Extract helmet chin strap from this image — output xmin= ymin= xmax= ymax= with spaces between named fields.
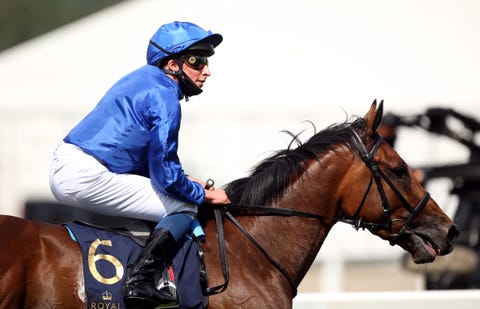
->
xmin=162 ymin=62 xmax=202 ymax=100
xmin=179 ymin=72 xmax=203 ymax=99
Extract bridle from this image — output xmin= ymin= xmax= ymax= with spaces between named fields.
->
xmin=348 ymin=127 xmax=430 ymax=245
xmin=204 ymin=126 xmax=430 ymax=297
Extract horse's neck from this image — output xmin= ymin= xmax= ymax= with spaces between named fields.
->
xmin=250 ymin=151 xmax=351 ymax=285
xmin=266 ymin=153 xmax=348 ymax=282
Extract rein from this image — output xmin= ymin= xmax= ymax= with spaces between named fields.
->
xmin=205 ymin=127 xmax=431 ymax=297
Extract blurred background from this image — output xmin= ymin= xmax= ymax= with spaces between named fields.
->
xmin=1 ymin=0 xmax=480 ymax=296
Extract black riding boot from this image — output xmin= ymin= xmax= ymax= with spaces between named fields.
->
xmin=123 ymin=228 xmax=179 ymax=308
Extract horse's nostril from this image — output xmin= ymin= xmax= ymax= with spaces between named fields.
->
xmin=448 ymin=224 xmax=460 ymax=242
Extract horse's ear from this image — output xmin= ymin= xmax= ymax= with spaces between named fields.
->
xmin=364 ymin=99 xmax=383 ymax=136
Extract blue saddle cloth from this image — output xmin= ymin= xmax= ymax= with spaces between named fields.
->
xmin=65 ymin=221 xmax=204 ymax=309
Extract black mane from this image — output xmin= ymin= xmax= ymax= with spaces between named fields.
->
xmin=225 ymin=117 xmax=366 ymax=206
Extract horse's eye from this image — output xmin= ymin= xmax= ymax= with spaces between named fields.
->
xmin=391 ymin=166 xmax=408 ymax=178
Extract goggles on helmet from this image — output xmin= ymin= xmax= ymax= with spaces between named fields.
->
xmin=182 ymin=54 xmax=209 ymax=70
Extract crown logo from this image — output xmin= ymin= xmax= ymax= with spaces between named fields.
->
xmin=102 ymin=290 xmax=112 ymax=301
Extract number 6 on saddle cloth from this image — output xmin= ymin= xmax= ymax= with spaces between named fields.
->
xmin=64 ymin=221 xmax=206 ymax=309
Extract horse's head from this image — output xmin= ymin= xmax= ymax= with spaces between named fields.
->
xmin=342 ymin=100 xmax=459 ymax=264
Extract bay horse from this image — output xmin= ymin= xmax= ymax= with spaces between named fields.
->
xmin=0 ymin=101 xmax=458 ymax=308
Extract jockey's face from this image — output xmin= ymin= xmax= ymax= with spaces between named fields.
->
xmin=181 ymin=53 xmax=211 ymax=89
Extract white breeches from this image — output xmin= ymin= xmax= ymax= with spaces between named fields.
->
xmin=49 ymin=142 xmax=196 ymax=222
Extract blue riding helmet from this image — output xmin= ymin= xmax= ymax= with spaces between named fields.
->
xmin=147 ymin=21 xmax=223 ymax=65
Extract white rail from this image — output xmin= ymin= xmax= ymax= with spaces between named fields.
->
xmin=293 ymin=290 xmax=480 ymax=309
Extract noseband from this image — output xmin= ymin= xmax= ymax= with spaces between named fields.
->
xmin=207 ymin=126 xmax=431 ymax=297
xmin=348 ymin=127 xmax=430 ymax=245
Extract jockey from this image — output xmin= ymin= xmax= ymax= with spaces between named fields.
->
xmin=49 ymin=21 xmax=231 ymax=307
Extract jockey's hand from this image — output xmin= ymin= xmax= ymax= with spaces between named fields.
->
xmin=204 ymin=188 xmax=231 ymax=205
